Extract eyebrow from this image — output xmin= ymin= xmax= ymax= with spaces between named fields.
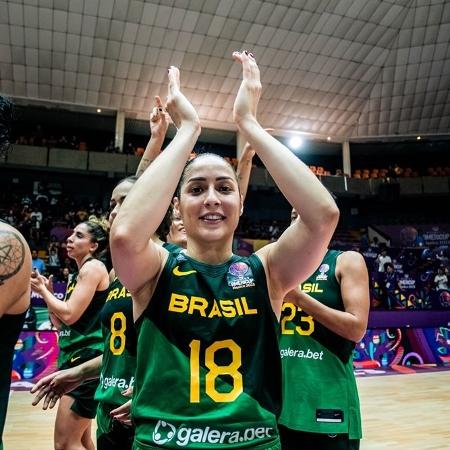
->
xmin=186 ymin=176 xmax=235 ymax=182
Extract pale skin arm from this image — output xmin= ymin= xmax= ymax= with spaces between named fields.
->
xmin=236 ymin=142 xmax=255 ymax=201
xmin=286 ymin=251 xmax=370 ymax=342
xmin=232 ymin=51 xmax=339 ymax=302
xmin=111 ymin=67 xmax=201 ymax=305
xmin=0 ymin=223 xmax=31 ymax=317
xmin=30 ymin=260 xmax=108 ymax=325
xmin=237 ymin=129 xmax=274 ymax=201
xmin=30 ymin=355 xmax=102 ymax=409
xmin=135 ymin=96 xmax=169 ymax=177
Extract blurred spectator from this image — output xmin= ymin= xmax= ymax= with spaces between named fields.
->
xmin=47 ymin=248 xmax=61 ymax=276
xmin=58 ymin=266 xmax=71 ymax=283
xmin=382 ymin=263 xmax=398 ymax=309
xmin=434 ymin=267 xmax=448 ymax=291
xmin=31 ymin=248 xmax=46 ymax=273
xmin=376 ymin=248 xmax=392 ymax=273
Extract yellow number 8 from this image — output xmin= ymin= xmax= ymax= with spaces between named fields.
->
xmin=110 ymin=312 xmax=126 ymax=356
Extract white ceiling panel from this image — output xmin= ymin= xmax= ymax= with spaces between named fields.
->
xmin=1 ymin=0 xmax=449 ymax=139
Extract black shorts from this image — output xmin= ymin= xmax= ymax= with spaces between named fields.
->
xmin=279 ymin=425 xmax=360 ymax=450
xmin=96 ymin=402 xmax=134 ymax=450
xmin=60 ymin=348 xmax=102 ymax=419
xmin=66 ymin=379 xmax=99 ymax=419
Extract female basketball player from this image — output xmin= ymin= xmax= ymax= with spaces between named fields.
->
xmin=30 ymin=219 xmax=109 ymax=450
xmin=31 ymin=101 xmax=185 ymax=450
xmin=109 ymin=52 xmax=339 ymax=449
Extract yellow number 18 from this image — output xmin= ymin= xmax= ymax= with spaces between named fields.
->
xmin=189 ymin=339 xmax=243 ymax=403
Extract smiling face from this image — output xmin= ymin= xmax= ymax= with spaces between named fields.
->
xmin=166 ymin=211 xmax=187 ymax=248
xmin=174 ymin=154 xmax=242 ymax=248
xmin=66 ymin=223 xmax=98 ymax=260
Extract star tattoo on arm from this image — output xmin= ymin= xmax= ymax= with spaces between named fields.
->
xmin=0 ymin=230 xmax=25 ymax=285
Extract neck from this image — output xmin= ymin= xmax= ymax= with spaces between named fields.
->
xmin=152 ymin=234 xmax=165 ymax=246
xmin=76 ymin=253 xmax=93 ymax=269
xmin=186 ymin=238 xmax=233 ymax=265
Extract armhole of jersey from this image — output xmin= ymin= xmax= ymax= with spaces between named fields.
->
xmin=135 ymin=251 xmax=177 ymax=329
xmin=334 ymin=250 xmax=344 ymax=285
xmin=247 ymin=253 xmax=273 ymax=311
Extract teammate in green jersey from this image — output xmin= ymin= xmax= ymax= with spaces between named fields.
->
xmin=0 ymin=96 xmax=32 ymax=450
xmin=31 ymin=99 xmax=186 ymax=450
xmin=30 ymin=219 xmax=110 ymax=450
xmin=110 ymin=52 xmax=339 ymax=449
xmin=278 ymin=209 xmax=369 ymax=450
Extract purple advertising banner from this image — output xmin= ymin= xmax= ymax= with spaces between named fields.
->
xmin=376 ymin=224 xmax=450 ymax=247
xmin=31 ymin=281 xmax=67 ymax=307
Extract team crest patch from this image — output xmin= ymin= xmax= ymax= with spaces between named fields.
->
xmin=227 ymin=262 xmax=255 ymax=289
xmin=316 ymin=263 xmax=329 ymax=281
xmin=176 ymin=250 xmax=188 ymax=262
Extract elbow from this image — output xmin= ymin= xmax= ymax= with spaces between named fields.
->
xmin=349 ymin=324 xmax=367 ymax=343
xmin=325 ymin=201 xmax=340 ymax=227
xmin=314 ymin=201 xmax=340 ymax=234
xmin=110 ymin=223 xmax=134 ymax=253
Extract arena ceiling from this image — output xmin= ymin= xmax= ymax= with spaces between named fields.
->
xmin=1 ymin=0 xmax=449 ymax=141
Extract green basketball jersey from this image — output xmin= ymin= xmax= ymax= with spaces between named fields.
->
xmin=133 ymin=251 xmax=281 ymax=449
xmin=58 ymin=267 xmax=108 ymax=368
xmin=278 ymin=250 xmax=362 ymax=439
xmin=94 ymin=276 xmax=136 ymax=407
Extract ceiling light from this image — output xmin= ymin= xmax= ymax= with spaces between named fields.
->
xmin=97 ymin=108 xmax=102 ymax=113
xmin=288 ymin=136 xmax=303 ymax=149
xmin=416 ymin=136 xmax=421 ymax=140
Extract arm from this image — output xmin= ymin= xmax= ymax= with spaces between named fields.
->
xmin=286 ymin=251 xmax=369 ymax=342
xmin=232 ymin=51 xmax=339 ymax=296
xmin=135 ymin=96 xmax=169 ymax=177
xmin=31 ymin=355 xmax=102 ymax=409
xmin=111 ymin=67 xmax=201 ymax=297
xmin=236 ymin=142 xmax=255 ymax=201
xmin=30 ymin=260 xmax=108 ymax=325
xmin=0 ymin=223 xmax=31 ymax=317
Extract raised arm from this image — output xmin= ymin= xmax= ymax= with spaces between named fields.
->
xmin=232 ymin=51 xmax=339 ymax=299
xmin=110 ymin=67 xmax=201 ymax=297
xmin=30 ymin=260 xmax=108 ymax=325
xmin=286 ymin=251 xmax=369 ymax=342
xmin=135 ymin=96 xmax=169 ymax=177
xmin=236 ymin=142 xmax=255 ymax=201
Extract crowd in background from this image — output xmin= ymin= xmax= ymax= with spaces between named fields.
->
xmin=1 ymin=182 xmax=448 ymax=314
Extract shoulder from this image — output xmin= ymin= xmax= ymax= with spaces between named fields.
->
xmin=0 ymin=223 xmax=31 ymax=271
xmin=79 ymin=258 xmax=108 ymax=277
xmin=336 ymin=251 xmax=367 ymax=274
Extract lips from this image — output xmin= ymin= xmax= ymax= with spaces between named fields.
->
xmin=200 ymin=213 xmax=225 ymax=223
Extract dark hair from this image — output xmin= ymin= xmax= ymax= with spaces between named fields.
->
xmin=175 ymin=153 xmax=238 ymax=198
xmin=114 ymin=175 xmax=138 ymax=189
xmin=83 ymin=220 xmax=109 ymax=257
xmin=0 ymin=96 xmax=13 ymax=159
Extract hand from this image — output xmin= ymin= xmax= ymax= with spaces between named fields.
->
xmin=232 ymin=51 xmax=262 ymax=126
xmin=30 ymin=270 xmax=48 ymax=296
xmin=30 ymin=368 xmax=83 ymax=410
xmin=110 ymin=399 xmax=132 ymax=426
xmin=165 ymin=66 xmax=200 ymax=132
xmin=149 ymin=96 xmax=169 ymax=139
